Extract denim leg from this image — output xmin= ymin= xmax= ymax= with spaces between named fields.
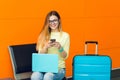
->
xmin=31 ymin=69 xmax=65 ymax=80
xmin=53 ymin=68 xmax=66 ymax=80
xmin=43 ymin=72 xmax=54 ymax=80
xmin=43 ymin=68 xmax=66 ymax=80
xmin=31 ymin=72 xmax=43 ymax=80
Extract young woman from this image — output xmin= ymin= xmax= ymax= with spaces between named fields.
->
xmin=31 ymin=10 xmax=70 ymax=80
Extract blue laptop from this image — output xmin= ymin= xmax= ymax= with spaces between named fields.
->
xmin=32 ymin=53 xmax=58 ymax=73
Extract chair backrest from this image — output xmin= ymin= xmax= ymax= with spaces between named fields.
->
xmin=8 ymin=43 xmax=37 ymax=80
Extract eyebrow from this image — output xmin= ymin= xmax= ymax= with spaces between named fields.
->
xmin=49 ymin=19 xmax=58 ymax=21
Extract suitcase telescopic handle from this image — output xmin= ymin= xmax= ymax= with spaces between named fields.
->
xmin=85 ymin=41 xmax=98 ymax=44
xmin=85 ymin=41 xmax=98 ymax=55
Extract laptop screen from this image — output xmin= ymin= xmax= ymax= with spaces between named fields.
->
xmin=32 ymin=53 xmax=58 ymax=73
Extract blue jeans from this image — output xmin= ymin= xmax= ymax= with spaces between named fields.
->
xmin=31 ymin=68 xmax=65 ymax=80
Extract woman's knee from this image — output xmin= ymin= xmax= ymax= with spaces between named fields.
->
xmin=31 ymin=72 xmax=43 ymax=80
xmin=43 ymin=72 xmax=54 ymax=80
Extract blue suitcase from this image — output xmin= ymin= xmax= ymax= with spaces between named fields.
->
xmin=73 ymin=41 xmax=112 ymax=80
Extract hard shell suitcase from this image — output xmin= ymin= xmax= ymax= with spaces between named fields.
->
xmin=73 ymin=41 xmax=112 ymax=80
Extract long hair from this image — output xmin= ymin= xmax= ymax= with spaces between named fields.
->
xmin=36 ymin=11 xmax=62 ymax=51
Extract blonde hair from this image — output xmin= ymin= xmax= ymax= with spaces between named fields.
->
xmin=36 ymin=11 xmax=62 ymax=51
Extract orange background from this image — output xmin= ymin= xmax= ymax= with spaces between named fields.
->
xmin=0 ymin=0 xmax=120 ymax=79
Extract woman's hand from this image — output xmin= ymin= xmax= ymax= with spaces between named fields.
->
xmin=44 ymin=41 xmax=54 ymax=49
xmin=52 ymin=42 xmax=61 ymax=49
xmin=40 ymin=41 xmax=54 ymax=53
xmin=42 ymin=41 xmax=62 ymax=53
xmin=52 ymin=42 xmax=67 ymax=58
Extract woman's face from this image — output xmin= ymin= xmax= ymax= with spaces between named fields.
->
xmin=49 ymin=15 xmax=59 ymax=32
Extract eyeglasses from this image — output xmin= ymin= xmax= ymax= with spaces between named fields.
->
xmin=49 ymin=19 xmax=58 ymax=24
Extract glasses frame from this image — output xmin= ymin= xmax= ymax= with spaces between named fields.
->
xmin=49 ymin=19 xmax=59 ymax=24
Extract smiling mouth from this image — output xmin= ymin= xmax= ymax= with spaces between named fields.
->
xmin=51 ymin=24 xmax=57 ymax=27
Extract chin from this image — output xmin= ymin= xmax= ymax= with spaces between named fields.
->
xmin=51 ymin=27 xmax=57 ymax=30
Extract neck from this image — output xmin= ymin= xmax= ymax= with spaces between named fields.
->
xmin=51 ymin=29 xmax=59 ymax=32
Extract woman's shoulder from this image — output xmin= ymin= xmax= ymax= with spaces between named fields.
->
xmin=62 ymin=31 xmax=70 ymax=37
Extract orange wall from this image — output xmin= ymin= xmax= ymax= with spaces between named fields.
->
xmin=0 ymin=0 xmax=120 ymax=78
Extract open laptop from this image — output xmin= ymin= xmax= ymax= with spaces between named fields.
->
xmin=32 ymin=53 xmax=58 ymax=73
